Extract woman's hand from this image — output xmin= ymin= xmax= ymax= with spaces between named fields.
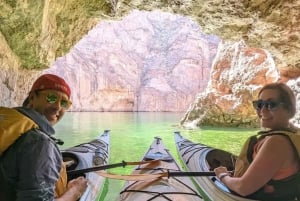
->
xmin=214 ymin=166 xmax=229 ymax=179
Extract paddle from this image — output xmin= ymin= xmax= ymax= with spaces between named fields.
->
xmin=166 ymin=171 xmax=216 ymax=177
xmin=67 ymin=150 xmax=174 ymax=176
xmin=166 ymin=170 xmax=233 ymax=178
xmin=67 ymin=160 xmax=160 ymax=175
xmin=96 ymin=170 xmax=225 ymax=181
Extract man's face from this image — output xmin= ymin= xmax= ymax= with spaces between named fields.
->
xmin=28 ymin=89 xmax=71 ymax=125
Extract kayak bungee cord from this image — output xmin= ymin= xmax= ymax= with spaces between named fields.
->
xmin=118 ymin=169 xmax=204 ymax=200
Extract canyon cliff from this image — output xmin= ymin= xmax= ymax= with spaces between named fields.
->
xmin=44 ymin=10 xmax=219 ymax=112
xmin=0 ymin=0 xmax=299 ymax=127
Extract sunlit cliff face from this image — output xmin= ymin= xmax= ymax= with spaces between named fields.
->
xmin=1 ymin=0 xmax=300 ymax=74
xmin=1 ymin=1 xmax=300 ymax=128
xmin=44 ymin=10 xmax=220 ymax=112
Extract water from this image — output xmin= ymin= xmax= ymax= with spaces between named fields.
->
xmin=54 ymin=112 xmax=258 ymax=201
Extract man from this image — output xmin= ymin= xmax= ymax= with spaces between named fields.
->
xmin=0 ymin=74 xmax=88 ymax=201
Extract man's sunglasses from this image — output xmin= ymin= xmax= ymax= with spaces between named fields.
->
xmin=39 ymin=91 xmax=72 ymax=110
xmin=252 ymin=99 xmax=284 ymax=111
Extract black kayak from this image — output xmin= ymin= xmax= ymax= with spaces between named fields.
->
xmin=174 ymin=131 xmax=258 ymax=201
xmin=61 ymin=130 xmax=110 ymax=201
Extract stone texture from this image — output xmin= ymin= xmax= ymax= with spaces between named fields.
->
xmin=181 ymin=40 xmax=292 ymax=128
xmin=0 ymin=31 xmax=21 ymax=106
xmin=1 ymin=0 xmax=299 ymax=73
xmin=288 ymin=78 xmax=300 ymax=126
xmin=43 ymin=10 xmax=219 ymax=111
xmin=1 ymin=1 xmax=300 ymax=128
xmin=0 ymin=0 xmax=111 ymax=69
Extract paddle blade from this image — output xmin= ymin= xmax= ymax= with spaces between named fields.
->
xmin=94 ymin=171 xmax=219 ymax=181
xmin=96 ymin=172 xmax=164 ymax=181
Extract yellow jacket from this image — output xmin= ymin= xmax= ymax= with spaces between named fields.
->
xmin=0 ymin=107 xmax=67 ymax=197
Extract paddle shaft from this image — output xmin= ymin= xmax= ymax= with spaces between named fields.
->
xmin=168 ymin=171 xmax=216 ymax=177
xmin=67 ymin=160 xmax=160 ymax=175
xmin=67 ymin=161 xmax=126 ymax=175
xmin=168 ymin=170 xmax=233 ymax=177
xmin=97 ymin=170 xmax=230 ymax=181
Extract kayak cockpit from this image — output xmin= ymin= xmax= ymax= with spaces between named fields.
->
xmin=206 ymin=149 xmax=236 ymax=171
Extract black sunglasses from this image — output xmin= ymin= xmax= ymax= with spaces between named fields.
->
xmin=252 ymin=100 xmax=284 ymax=111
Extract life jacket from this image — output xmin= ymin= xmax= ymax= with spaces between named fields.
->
xmin=0 ymin=107 xmax=39 ymax=155
xmin=234 ymin=129 xmax=300 ymax=177
xmin=234 ymin=128 xmax=300 ymax=200
xmin=55 ymin=162 xmax=68 ymax=197
xmin=0 ymin=107 xmax=67 ymax=197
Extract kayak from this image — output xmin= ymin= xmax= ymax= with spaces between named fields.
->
xmin=61 ymin=130 xmax=110 ymax=201
xmin=174 ymin=131 xmax=258 ymax=201
xmin=117 ymin=136 xmax=204 ymax=201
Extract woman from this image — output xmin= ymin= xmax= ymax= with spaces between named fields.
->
xmin=214 ymin=82 xmax=300 ymax=200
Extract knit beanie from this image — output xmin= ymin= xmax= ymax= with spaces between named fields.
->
xmin=30 ymin=74 xmax=71 ymax=98
xmin=23 ymin=74 xmax=71 ymax=107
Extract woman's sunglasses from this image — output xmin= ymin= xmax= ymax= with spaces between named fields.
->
xmin=252 ymin=99 xmax=284 ymax=111
xmin=39 ymin=91 xmax=72 ymax=110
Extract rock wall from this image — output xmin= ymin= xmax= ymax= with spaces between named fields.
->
xmin=0 ymin=0 xmax=111 ymax=69
xmin=1 ymin=0 xmax=299 ymax=73
xmin=1 ymin=0 xmax=300 ymax=127
xmin=43 ymin=10 xmax=219 ymax=112
xmin=181 ymin=40 xmax=300 ymax=128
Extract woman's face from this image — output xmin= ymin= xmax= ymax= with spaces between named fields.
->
xmin=256 ymin=89 xmax=291 ymax=130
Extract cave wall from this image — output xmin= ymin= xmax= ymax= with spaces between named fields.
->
xmin=1 ymin=0 xmax=299 ymax=74
xmin=0 ymin=0 xmax=299 ymax=127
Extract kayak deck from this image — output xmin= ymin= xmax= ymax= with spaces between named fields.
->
xmin=117 ymin=136 xmax=203 ymax=201
xmin=174 ymin=131 xmax=258 ymax=201
xmin=62 ymin=130 xmax=110 ymax=201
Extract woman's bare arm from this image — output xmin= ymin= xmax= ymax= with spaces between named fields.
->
xmin=217 ymin=135 xmax=296 ymax=196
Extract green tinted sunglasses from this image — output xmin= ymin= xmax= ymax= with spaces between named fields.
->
xmin=39 ymin=92 xmax=72 ymax=110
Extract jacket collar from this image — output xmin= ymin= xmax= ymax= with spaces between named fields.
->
xmin=15 ymin=107 xmax=55 ymax=136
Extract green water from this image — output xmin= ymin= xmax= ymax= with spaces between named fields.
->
xmin=54 ymin=112 xmax=258 ymax=201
